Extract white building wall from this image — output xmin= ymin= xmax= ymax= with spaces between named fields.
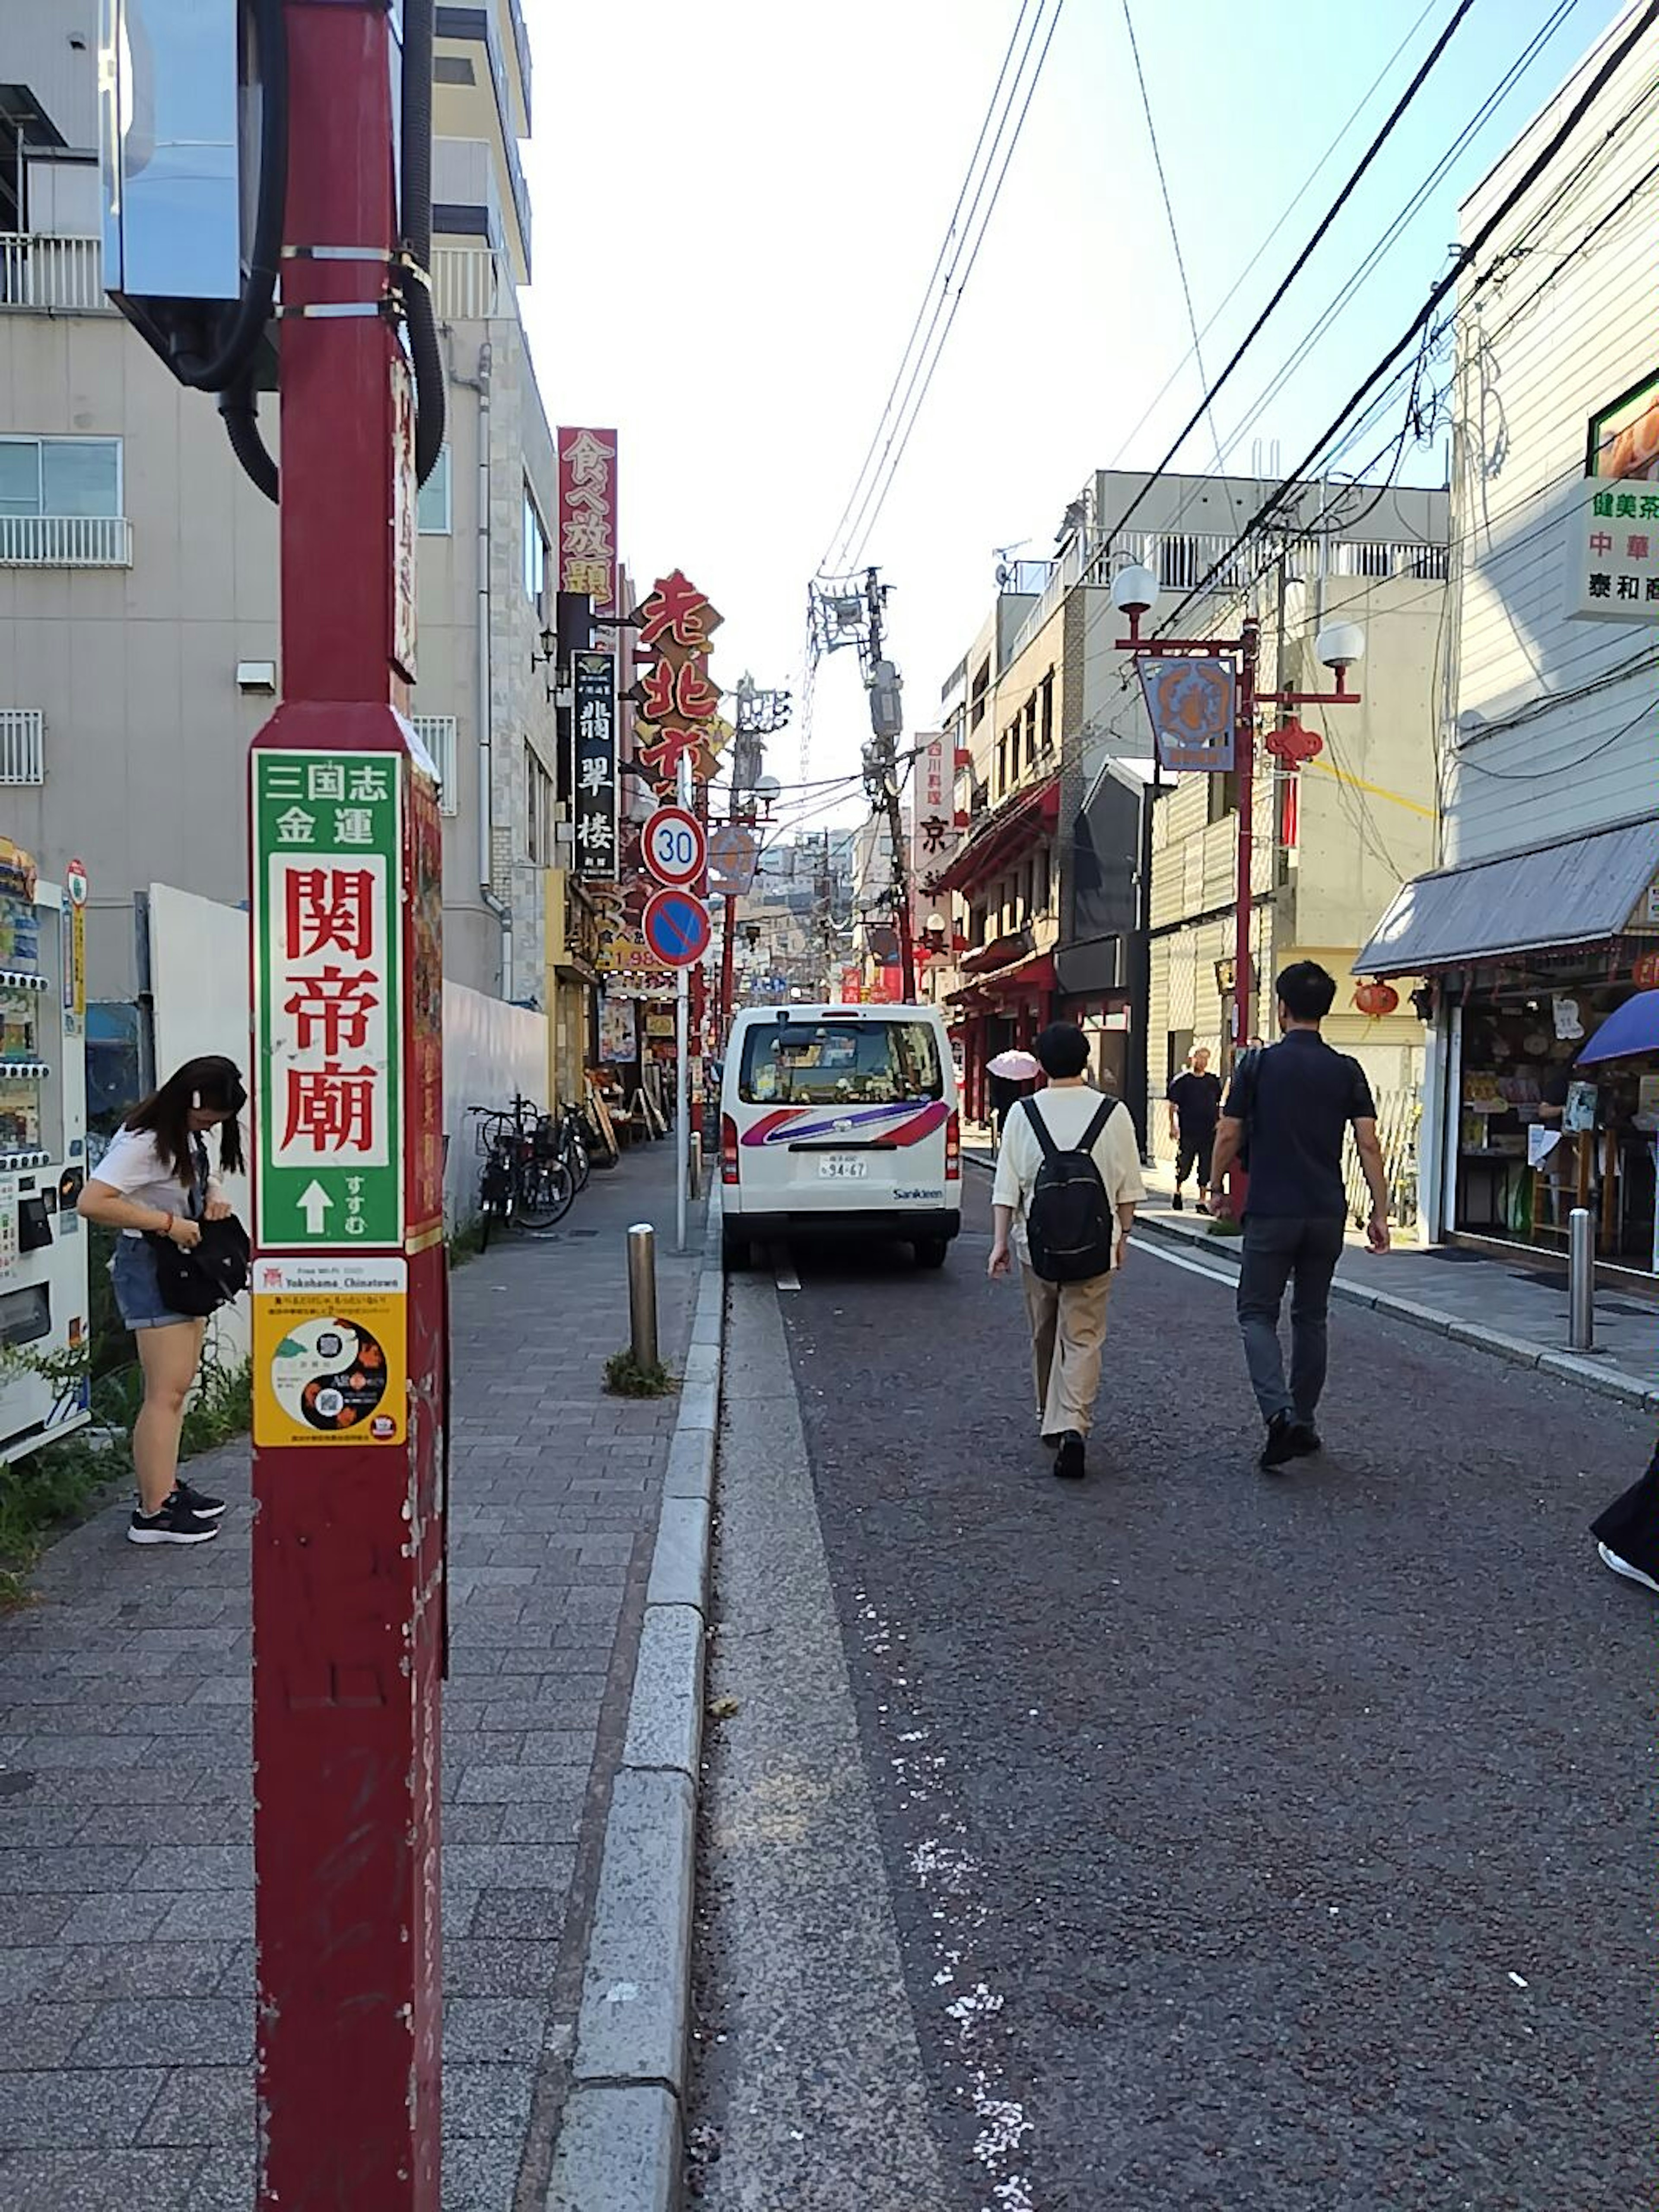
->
xmin=1446 ymin=6 xmax=1659 ymax=865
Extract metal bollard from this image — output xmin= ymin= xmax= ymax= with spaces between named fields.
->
xmin=627 ymin=1223 xmax=659 ymax=1372
xmin=1568 ymin=1206 xmax=1595 ymax=1352
xmin=689 ymin=1134 xmax=703 ymax=1204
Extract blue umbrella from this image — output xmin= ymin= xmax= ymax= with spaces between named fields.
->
xmin=1575 ymin=990 xmax=1659 ymax=1065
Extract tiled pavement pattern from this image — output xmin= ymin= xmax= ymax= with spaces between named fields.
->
xmin=0 ymin=1144 xmax=702 ymax=2211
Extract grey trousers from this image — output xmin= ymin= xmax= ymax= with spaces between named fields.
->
xmin=1236 ymin=1216 xmax=1346 ymax=1426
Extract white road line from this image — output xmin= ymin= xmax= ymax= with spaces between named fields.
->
xmin=1128 ymin=1233 xmax=1239 ymax=1289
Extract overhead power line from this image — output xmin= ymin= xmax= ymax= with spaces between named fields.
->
xmin=1150 ymin=0 xmax=1659 ymax=638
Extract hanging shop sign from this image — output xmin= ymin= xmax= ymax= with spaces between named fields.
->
xmin=1136 ymin=657 xmax=1236 ymax=773
xmin=598 ymin=993 xmax=638 ymax=1063
xmin=1569 ymin=371 xmax=1659 ymax=623
xmin=910 ymin=729 xmax=960 ymax=907
xmin=572 ymin=650 xmax=619 ymax=880
xmin=707 ymin=823 xmax=760 ymax=900
xmin=556 ymin=427 xmax=619 ymax=610
xmin=252 ymin=753 xmax=402 ymax=1248
xmin=632 ymin=570 xmax=727 ymax=792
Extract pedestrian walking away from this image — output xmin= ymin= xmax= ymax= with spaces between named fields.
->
xmin=1591 ymin=1433 xmax=1659 ymax=1593
xmin=77 ymin=1054 xmax=247 ymax=1545
xmin=1209 ymin=963 xmax=1390 ymax=1471
xmin=1166 ymin=1044 xmax=1222 ymax=1212
xmin=988 ymin=1022 xmax=1145 ymax=1481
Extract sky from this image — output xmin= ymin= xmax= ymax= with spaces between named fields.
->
xmin=522 ymin=0 xmax=1624 ymax=828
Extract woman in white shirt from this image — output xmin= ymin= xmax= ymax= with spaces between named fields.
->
xmin=78 ymin=1055 xmax=246 ymax=1546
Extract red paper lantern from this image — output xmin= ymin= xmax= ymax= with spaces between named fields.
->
xmin=1354 ymin=980 xmax=1399 ymax=1017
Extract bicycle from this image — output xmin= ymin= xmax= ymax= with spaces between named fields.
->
xmin=547 ymin=1100 xmax=592 ymax=1193
xmin=468 ymin=1097 xmax=574 ymax=1246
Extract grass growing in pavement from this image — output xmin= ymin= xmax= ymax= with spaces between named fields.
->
xmin=603 ymin=1348 xmax=680 ymax=1399
xmin=0 ymin=1342 xmax=252 ymax=1611
xmin=447 ymin=1215 xmax=487 ymax=1270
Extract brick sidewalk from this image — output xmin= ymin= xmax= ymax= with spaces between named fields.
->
xmin=0 ymin=1141 xmax=702 ymax=2211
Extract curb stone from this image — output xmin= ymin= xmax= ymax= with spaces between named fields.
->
xmin=552 ymin=1186 xmax=724 ymax=2209
xmin=1134 ymin=1211 xmax=1659 ymax=1412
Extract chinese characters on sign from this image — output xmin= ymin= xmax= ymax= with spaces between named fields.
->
xmin=909 ymin=731 xmax=959 ymax=923
xmin=1565 ymin=483 xmax=1659 ymax=624
xmin=1136 ymin=657 xmax=1237 ymax=773
xmin=556 ymin=428 xmax=619 ymax=610
xmin=633 ymin=569 xmax=728 ymax=793
xmin=572 ymin=651 xmax=619 ymax=880
xmin=253 ymin=754 xmax=403 ymax=1247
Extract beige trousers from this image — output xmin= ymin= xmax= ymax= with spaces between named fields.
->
xmin=1021 ymin=1264 xmax=1112 ymax=1437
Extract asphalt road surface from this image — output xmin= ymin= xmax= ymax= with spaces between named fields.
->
xmin=688 ymin=1173 xmax=1653 ymax=2212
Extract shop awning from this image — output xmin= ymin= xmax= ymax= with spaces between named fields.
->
xmin=932 ymin=774 xmax=1060 ymax=897
xmin=948 ymin=951 xmax=1056 ymax=1006
xmin=1355 ymin=817 xmax=1659 ymax=977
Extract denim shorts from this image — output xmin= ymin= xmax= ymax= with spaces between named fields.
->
xmin=111 ymin=1234 xmax=197 ymax=1332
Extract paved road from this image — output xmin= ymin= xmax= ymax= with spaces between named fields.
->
xmin=690 ymin=1174 xmax=1653 ymax=2212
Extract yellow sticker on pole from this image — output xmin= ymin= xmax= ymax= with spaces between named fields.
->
xmin=252 ymin=1255 xmax=407 ymax=1447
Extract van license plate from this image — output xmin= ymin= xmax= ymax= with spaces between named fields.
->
xmin=817 ymin=1157 xmax=868 ymax=1181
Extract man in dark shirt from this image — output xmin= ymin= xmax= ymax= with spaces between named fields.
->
xmin=1210 ymin=961 xmax=1391 ymax=1471
xmin=1166 ymin=1047 xmax=1223 ymax=1213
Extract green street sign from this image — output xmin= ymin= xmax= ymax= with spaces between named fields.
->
xmin=252 ymin=752 xmax=404 ymax=1249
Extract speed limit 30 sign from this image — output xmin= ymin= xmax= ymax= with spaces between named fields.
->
xmin=642 ymin=804 xmax=706 ymax=889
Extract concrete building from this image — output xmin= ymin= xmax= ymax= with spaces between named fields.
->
xmin=0 ymin=0 xmax=559 ymax=1011
xmin=1359 ymin=3 xmax=1659 ymax=1278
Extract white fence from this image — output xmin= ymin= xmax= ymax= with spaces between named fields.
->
xmin=443 ymin=982 xmax=548 ymax=1226
xmin=0 ymin=515 xmax=132 ymax=567
xmin=0 ymin=233 xmax=109 ymax=313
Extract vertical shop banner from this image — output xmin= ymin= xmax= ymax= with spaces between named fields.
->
xmin=1136 ymin=657 xmax=1236 ymax=773
xmin=572 ymin=651 xmax=619 ymax=880
xmin=910 ymin=729 xmax=958 ymax=914
xmin=556 ymin=427 xmax=619 ymax=611
xmin=253 ymin=754 xmax=403 ymax=1248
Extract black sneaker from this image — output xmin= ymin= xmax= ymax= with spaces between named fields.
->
xmin=128 ymin=1491 xmax=221 ymax=1547
xmin=1053 ymin=1431 xmax=1086 ymax=1481
xmin=1287 ymin=1422 xmax=1322 ymax=1459
xmin=174 ymin=1477 xmax=226 ymax=1519
xmin=1260 ymin=1414 xmax=1300 ymax=1472
xmin=1171 ymin=1191 xmax=1184 ymax=1212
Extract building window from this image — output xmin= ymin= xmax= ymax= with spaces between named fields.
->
xmin=412 ymin=714 xmax=459 ymax=816
xmin=416 ymin=447 xmax=451 ymax=534
xmin=998 ymin=731 xmax=1011 ymax=797
xmin=0 ymin=435 xmax=121 ymax=518
xmin=1023 ymin=697 xmax=1037 ymax=771
xmin=525 ymin=741 xmax=556 ymax=863
xmin=1035 ymin=844 xmax=1050 ymax=913
xmin=970 ymin=905 xmax=986 ymax=949
xmin=523 ymin=483 xmax=549 ymax=607
xmin=1208 ymin=769 xmax=1241 ymax=823
xmin=1040 ymin=671 xmax=1054 ymax=754
xmin=0 ymin=708 xmax=44 ymax=785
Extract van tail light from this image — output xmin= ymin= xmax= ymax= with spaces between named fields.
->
xmin=945 ymin=1108 xmax=961 ymax=1182
xmin=721 ymin=1113 xmax=741 ymax=1185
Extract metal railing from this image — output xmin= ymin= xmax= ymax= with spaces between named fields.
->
xmin=0 ymin=709 xmax=44 ymax=784
xmin=0 ymin=234 xmax=109 ymax=313
xmin=432 ymin=245 xmax=505 ymax=321
xmin=1328 ymin=539 xmax=1449 ymax=582
xmin=0 ymin=515 xmax=133 ymax=567
xmin=1345 ymin=1090 xmax=1420 ymax=1232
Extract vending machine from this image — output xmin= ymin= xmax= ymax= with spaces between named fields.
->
xmin=0 ymin=839 xmax=91 ymax=1464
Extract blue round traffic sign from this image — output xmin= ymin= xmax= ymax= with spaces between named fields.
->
xmin=642 ymin=886 xmax=712 ymax=969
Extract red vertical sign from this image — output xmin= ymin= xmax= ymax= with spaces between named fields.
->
xmin=556 ymin=427 xmax=619 ymax=612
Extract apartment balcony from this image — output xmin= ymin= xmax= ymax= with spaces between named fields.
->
xmin=0 ymin=235 xmax=111 ymax=315
xmin=432 ymin=243 xmax=507 ymax=320
xmin=0 ymin=710 xmax=44 ymax=785
xmin=0 ymin=515 xmax=133 ymax=568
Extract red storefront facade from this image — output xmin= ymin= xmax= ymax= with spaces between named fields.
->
xmin=935 ymin=772 xmax=1062 ymax=1124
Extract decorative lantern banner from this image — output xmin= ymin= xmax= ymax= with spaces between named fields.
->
xmin=1136 ymin=656 xmax=1236 ymax=774
xmin=909 ymin=730 xmax=959 ymax=922
xmin=572 ymin=651 xmax=619 ymax=880
xmin=556 ymin=428 xmax=618 ymax=610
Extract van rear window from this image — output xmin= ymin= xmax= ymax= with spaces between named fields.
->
xmin=739 ymin=1020 xmax=943 ymax=1106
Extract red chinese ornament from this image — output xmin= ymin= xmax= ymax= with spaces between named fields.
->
xmin=1264 ymin=719 xmax=1323 ymax=766
xmin=1354 ymin=980 xmax=1399 ymax=1017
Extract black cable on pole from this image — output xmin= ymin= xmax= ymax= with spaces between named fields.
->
xmin=400 ymin=0 xmax=447 ymax=488
xmin=1093 ymin=0 xmax=1477 ymax=566
xmin=1156 ymin=0 xmax=1659 ymax=636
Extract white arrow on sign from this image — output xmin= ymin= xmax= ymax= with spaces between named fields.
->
xmin=299 ymin=1180 xmax=334 ymax=1236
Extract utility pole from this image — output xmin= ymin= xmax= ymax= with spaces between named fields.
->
xmin=862 ymin=567 xmax=917 ymax=999
xmin=246 ymin=5 xmax=446 ymax=2207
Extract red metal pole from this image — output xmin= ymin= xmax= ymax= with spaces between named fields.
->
xmin=1229 ymin=617 xmax=1259 ymax=1222
xmin=897 ymin=889 xmax=917 ymax=1001
xmin=248 ymin=6 xmax=445 ymax=2207
xmin=719 ymin=889 xmax=737 ymax=1038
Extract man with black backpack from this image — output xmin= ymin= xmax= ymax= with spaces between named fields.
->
xmin=988 ymin=1024 xmax=1145 ymax=1480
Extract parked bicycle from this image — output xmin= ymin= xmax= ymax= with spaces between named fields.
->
xmin=467 ymin=1096 xmax=574 ymax=1246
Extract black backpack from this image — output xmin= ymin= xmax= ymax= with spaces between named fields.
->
xmin=1021 ymin=1093 xmax=1119 ymax=1282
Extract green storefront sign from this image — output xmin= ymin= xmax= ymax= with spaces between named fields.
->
xmin=252 ymin=752 xmax=404 ymax=1249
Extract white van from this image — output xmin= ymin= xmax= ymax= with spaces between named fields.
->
xmin=719 ymin=1003 xmax=961 ymax=1270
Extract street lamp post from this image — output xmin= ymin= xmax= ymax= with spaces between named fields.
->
xmin=1110 ymin=563 xmax=1363 ymax=1208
